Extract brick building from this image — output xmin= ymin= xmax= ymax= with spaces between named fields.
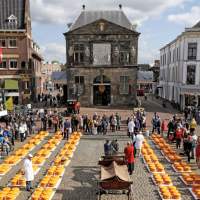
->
xmin=0 ymin=0 xmax=42 ymax=104
xmin=64 ymin=6 xmax=140 ymax=106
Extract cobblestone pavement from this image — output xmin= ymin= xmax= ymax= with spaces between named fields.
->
xmin=53 ymin=132 xmax=159 ymax=200
xmin=0 ymin=96 xmax=198 ymax=200
xmin=53 ymin=97 xmax=196 ymax=200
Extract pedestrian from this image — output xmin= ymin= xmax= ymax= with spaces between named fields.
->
xmin=48 ymin=115 xmax=52 ymax=129
xmin=191 ymin=131 xmax=198 ymax=159
xmin=102 ymin=117 xmax=108 ymax=135
xmin=175 ymin=127 xmax=183 ymax=149
xmin=23 ymin=154 xmax=34 ymax=191
xmin=128 ymin=118 xmax=135 ymax=138
xmin=110 ymin=139 xmax=119 ymax=155
xmin=115 ymin=113 xmax=121 ymax=131
xmin=92 ymin=119 xmax=98 ymax=135
xmin=135 ymin=131 xmax=144 ymax=157
xmin=196 ymin=136 xmax=200 ymax=168
xmin=104 ymin=140 xmax=111 ymax=156
xmin=124 ymin=142 xmax=134 ymax=175
xmin=190 ymin=118 xmax=197 ymax=132
xmin=19 ymin=123 xmax=25 ymax=142
xmin=167 ymin=119 xmax=174 ymax=139
xmin=52 ymin=114 xmax=58 ymax=132
xmin=185 ymin=134 xmax=193 ymax=163
xmin=63 ymin=119 xmax=71 ymax=140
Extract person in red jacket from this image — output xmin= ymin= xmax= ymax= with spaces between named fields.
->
xmin=196 ymin=136 xmax=200 ymax=168
xmin=175 ymin=127 xmax=183 ymax=149
xmin=124 ymin=142 xmax=134 ymax=175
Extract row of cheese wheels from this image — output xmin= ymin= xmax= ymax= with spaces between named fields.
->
xmin=0 ymin=131 xmax=49 ymax=175
xmin=142 ymin=140 xmax=181 ymax=199
xmin=152 ymin=133 xmax=200 ymax=199
xmin=10 ymin=131 xmax=63 ymax=187
xmin=151 ymin=134 xmax=191 ymax=172
xmin=31 ymin=132 xmax=82 ymax=200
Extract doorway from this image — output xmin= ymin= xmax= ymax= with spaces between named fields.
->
xmin=93 ymin=75 xmax=111 ymax=106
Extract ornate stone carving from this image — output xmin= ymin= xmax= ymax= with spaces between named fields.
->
xmin=131 ymin=45 xmax=136 ymax=57
xmin=99 ymin=22 xmax=105 ymax=31
xmin=114 ymin=46 xmax=119 ymax=57
xmin=68 ymin=46 xmax=74 ymax=57
xmin=85 ymin=46 xmax=90 ymax=57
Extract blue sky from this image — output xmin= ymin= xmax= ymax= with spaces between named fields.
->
xmin=31 ymin=0 xmax=200 ymax=65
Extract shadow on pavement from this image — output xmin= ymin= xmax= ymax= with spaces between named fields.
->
xmin=56 ymin=166 xmax=99 ymax=200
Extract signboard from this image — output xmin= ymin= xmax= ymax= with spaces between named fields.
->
xmin=93 ymin=43 xmax=111 ymax=65
xmin=0 ymin=110 xmax=8 ymax=117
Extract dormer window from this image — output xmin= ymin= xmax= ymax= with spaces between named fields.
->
xmin=8 ymin=15 xmax=17 ymax=24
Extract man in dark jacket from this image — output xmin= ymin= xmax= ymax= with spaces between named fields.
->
xmin=104 ymin=140 xmax=111 ymax=156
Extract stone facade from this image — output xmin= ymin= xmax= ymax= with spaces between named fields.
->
xmin=64 ymin=11 xmax=140 ymax=106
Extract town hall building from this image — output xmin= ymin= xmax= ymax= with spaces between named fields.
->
xmin=64 ymin=5 xmax=140 ymax=106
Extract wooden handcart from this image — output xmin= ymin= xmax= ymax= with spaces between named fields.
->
xmin=97 ymin=155 xmax=133 ymax=200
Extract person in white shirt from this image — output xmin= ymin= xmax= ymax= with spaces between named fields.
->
xmin=19 ymin=123 xmax=25 ymax=142
xmin=128 ymin=118 xmax=135 ymax=138
xmin=135 ymin=131 xmax=144 ymax=157
xmin=192 ymin=131 xmax=198 ymax=158
xmin=23 ymin=154 xmax=34 ymax=191
xmin=22 ymin=122 xmax=28 ymax=138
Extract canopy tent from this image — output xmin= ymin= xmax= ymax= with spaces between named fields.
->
xmin=101 ymin=161 xmax=130 ymax=182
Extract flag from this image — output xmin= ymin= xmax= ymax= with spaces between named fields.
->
xmin=5 ymin=97 xmax=14 ymax=111
xmin=0 ymin=48 xmax=2 ymax=64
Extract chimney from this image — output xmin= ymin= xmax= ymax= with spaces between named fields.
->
xmin=119 ymin=4 xmax=122 ymax=10
xmin=82 ymin=5 xmax=85 ymax=10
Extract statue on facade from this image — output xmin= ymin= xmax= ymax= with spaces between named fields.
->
xmin=131 ymin=45 xmax=136 ymax=57
xmin=68 ymin=46 xmax=74 ymax=57
xmin=85 ymin=46 xmax=90 ymax=57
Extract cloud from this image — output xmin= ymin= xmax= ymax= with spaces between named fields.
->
xmin=168 ymin=6 xmax=200 ymax=26
xmin=138 ymin=38 xmax=159 ymax=65
xmin=40 ymin=43 xmax=66 ymax=63
xmin=31 ymin=0 xmax=188 ymax=26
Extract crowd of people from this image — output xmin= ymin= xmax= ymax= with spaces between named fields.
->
xmin=103 ymin=110 xmax=146 ymax=175
xmin=150 ymin=111 xmax=200 ymax=168
xmin=37 ymin=93 xmax=62 ymax=108
xmin=184 ymin=106 xmax=200 ymax=125
xmin=70 ymin=113 xmax=121 ymax=135
xmin=155 ymin=112 xmax=200 ymax=164
xmin=0 ymin=112 xmax=35 ymax=155
xmin=102 ymin=109 xmax=200 ymax=176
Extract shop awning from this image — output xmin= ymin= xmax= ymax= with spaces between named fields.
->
xmin=4 ymin=80 xmax=19 ymax=90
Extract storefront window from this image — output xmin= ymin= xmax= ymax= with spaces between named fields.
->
xmin=186 ymin=65 xmax=195 ymax=85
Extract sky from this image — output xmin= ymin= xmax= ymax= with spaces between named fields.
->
xmin=30 ymin=0 xmax=200 ymax=65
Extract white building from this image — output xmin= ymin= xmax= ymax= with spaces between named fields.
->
xmin=159 ymin=21 xmax=200 ymax=110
